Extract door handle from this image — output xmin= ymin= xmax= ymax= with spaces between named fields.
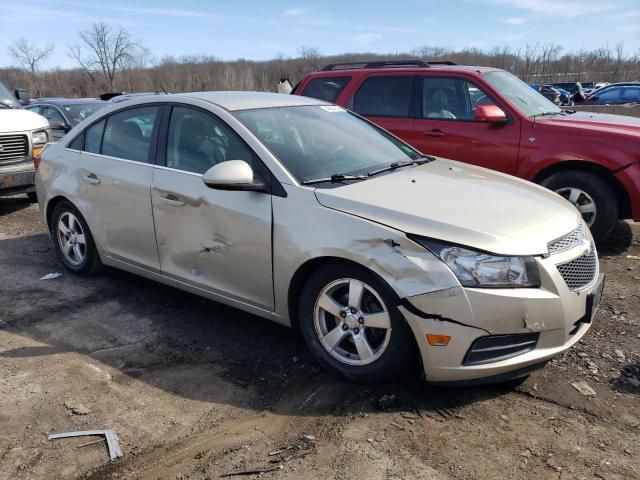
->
xmin=83 ymin=173 xmax=101 ymax=185
xmin=422 ymin=129 xmax=445 ymax=137
xmin=159 ymin=193 xmax=185 ymax=207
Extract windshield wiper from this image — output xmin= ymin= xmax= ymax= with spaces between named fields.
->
xmin=301 ymin=173 xmax=368 ymax=185
xmin=368 ymin=155 xmax=434 ymax=177
xmin=529 ymin=111 xmax=561 ymax=119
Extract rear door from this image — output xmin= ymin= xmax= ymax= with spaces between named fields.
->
xmin=151 ymin=104 xmax=273 ymax=310
xmin=412 ymin=76 xmax=520 ymax=173
xmin=72 ymin=105 xmax=162 ymax=270
xmin=350 ymin=74 xmax=416 ymax=145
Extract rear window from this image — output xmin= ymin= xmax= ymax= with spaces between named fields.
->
xmin=353 ymin=76 xmax=412 ymax=117
xmin=301 ymin=77 xmax=350 ymax=103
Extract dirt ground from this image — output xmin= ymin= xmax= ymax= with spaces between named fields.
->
xmin=0 ymin=195 xmax=639 ymax=480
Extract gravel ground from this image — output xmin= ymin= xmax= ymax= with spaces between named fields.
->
xmin=0 ymin=195 xmax=638 ymax=480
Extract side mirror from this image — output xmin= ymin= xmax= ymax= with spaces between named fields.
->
xmin=49 ymin=121 xmax=70 ymax=132
xmin=474 ymin=105 xmax=508 ymax=123
xmin=202 ymin=160 xmax=266 ymax=192
xmin=14 ymin=88 xmax=30 ymax=105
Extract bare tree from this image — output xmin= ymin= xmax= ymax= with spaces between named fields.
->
xmin=69 ymin=22 xmax=140 ymax=90
xmin=8 ymin=38 xmax=54 ymax=96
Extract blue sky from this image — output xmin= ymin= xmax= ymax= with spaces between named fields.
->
xmin=1 ymin=0 xmax=639 ymax=69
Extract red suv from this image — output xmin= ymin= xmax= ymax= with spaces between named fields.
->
xmin=293 ymin=60 xmax=640 ymax=242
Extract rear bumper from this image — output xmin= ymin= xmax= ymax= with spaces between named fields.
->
xmin=616 ymin=162 xmax=640 ymax=221
xmin=0 ymin=167 xmax=35 ymax=196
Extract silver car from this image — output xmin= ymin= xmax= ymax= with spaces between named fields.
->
xmin=36 ymin=92 xmax=604 ymax=384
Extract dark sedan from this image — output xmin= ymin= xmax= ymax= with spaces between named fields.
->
xmin=581 ymin=83 xmax=640 ymax=105
xmin=26 ymin=98 xmax=108 ymax=141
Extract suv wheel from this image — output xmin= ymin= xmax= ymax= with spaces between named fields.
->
xmin=541 ymin=170 xmax=618 ymax=243
xmin=298 ymin=263 xmax=413 ymax=383
xmin=50 ymin=200 xmax=103 ymax=275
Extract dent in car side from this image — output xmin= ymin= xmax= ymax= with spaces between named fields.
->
xmin=270 ymin=185 xmax=462 ymax=326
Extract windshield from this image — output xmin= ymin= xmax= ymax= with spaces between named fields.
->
xmin=234 ymin=105 xmax=422 ymax=183
xmin=63 ymin=103 xmax=106 ymax=126
xmin=483 ymin=71 xmax=561 ymax=117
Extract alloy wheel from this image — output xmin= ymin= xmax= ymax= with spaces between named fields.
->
xmin=555 ymin=187 xmax=597 ymax=227
xmin=57 ymin=211 xmax=87 ymax=266
xmin=313 ymin=278 xmax=392 ymax=366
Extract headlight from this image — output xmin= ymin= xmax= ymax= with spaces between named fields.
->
xmin=32 ymin=130 xmax=49 ymax=146
xmin=411 ymin=236 xmax=541 ymax=288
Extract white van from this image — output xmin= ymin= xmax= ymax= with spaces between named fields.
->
xmin=1 ymin=81 xmax=51 ymax=200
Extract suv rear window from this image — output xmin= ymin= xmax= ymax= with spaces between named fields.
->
xmin=301 ymin=77 xmax=350 ymax=103
xmin=353 ymin=76 xmax=412 ymax=117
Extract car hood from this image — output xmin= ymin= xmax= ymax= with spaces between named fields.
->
xmin=538 ymin=111 xmax=640 ymax=136
xmin=314 ymin=159 xmax=580 ymax=256
xmin=0 ymin=108 xmax=48 ymax=133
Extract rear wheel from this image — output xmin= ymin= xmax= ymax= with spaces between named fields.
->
xmin=540 ymin=170 xmax=618 ymax=243
xmin=50 ymin=200 xmax=103 ymax=276
xmin=298 ymin=263 xmax=414 ymax=383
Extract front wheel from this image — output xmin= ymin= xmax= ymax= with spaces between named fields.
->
xmin=298 ymin=263 xmax=414 ymax=383
xmin=540 ymin=170 xmax=618 ymax=243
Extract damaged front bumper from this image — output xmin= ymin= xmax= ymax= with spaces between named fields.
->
xmin=398 ymin=242 xmax=602 ymax=383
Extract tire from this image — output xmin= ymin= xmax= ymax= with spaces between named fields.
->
xmin=50 ymin=200 xmax=104 ymax=276
xmin=298 ymin=263 xmax=414 ymax=383
xmin=27 ymin=191 xmax=38 ymax=203
xmin=540 ymin=170 xmax=618 ymax=243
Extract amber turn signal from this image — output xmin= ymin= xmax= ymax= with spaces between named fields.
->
xmin=33 ymin=147 xmax=43 ymax=170
xmin=426 ymin=334 xmax=451 ymax=346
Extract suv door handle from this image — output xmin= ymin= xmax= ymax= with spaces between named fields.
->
xmin=83 ymin=173 xmax=101 ymax=185
xmin=159 ymin=193 xmax=185 ymax=207
xmin=422 ymin=129 xmax=445 ymax=137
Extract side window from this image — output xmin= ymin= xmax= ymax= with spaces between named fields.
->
xmin=102 ymin=106 xmax=159 ymax=162
xmin=353 ymin=76 xmax=412 ymax=117
xmin=302 ymin=77 xmax=350 ymax=103
xmin=596 ymin=88 xmax=621 ymax=103
xmin=26 ymin=105 xmax=42 ymax=115
xmin=68 ymin=134 xmax=84 ymax=150
xmin=42 ymin=107 xmax=66 ymax=125
xmin=621 ymin=87 xmax=640 ymax=102
xmin=422 ymin=77 xmax=496 ymax=121
xmin=166 ymin=106 xmax=255 ymax=174
xmin=84 ymin=120 xmax=105 ymax=154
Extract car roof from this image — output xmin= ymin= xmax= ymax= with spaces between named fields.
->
xmin=305 ymin=64 xmax=502 ymax=77
xmin=31 ymin=98 xmax=104 ymax=106
xmin=118 ymin=91 xmax=330 ymax=111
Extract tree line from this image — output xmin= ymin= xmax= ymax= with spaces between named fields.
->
xmin=1 ymin=22 xmax=639 ymax=99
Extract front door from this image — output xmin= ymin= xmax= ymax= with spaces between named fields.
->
xmin=413 ymin=76 xmax=521 ymax=174
xmin=151 ymin=105 xmax=273 ymax=309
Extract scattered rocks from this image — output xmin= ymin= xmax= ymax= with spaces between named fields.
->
xmin=377 ymin=394 xmax=397 ymax=410
xmin=301 ymin=434 xmax=316 ymax=446
xmin=64 ymin=400 xmax=92 ymax=415
xmin=614 ymin=349 xmax=626 ymax=360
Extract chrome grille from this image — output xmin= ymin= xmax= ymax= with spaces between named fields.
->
xmin=557 ymin=246 xmax=597 ymax=291
xmin=0 ymin=134 xmax=28 ymax=164
xmin=548 ymin=223 xmax=586 ymax=254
